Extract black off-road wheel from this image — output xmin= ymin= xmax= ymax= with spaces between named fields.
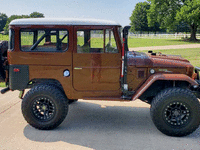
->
xmin=22 ymin=85 xmax=68 ymax=130
xmin=150 ymin=88 xmax=200 ymax=137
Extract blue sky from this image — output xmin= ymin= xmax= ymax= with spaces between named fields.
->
xmin=1 ymin=0 xmax=144 ymax=26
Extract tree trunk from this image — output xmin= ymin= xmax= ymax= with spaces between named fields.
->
xmin=190 ymin=24 xmax=198 ymax=41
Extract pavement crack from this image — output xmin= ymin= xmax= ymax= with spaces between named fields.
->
xmin=0 ymin=100 xmax=21 ymax=115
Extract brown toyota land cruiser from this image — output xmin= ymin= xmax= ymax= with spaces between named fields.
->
xmin=0 ymin=18 xmax=200 ymax=137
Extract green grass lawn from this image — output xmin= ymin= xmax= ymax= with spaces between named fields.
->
xmin=0 ymin=34 xmax=9 ymax=41
xmin=0 ymin=82 xmax=6 ymax=87
xmin=128 ymin=38 xmax=200 ymax=48
xmin=141 ymin=48 xmax=200 ymax=67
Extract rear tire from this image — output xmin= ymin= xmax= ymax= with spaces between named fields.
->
xmin=150 ymin=88 xmax=200 ymax=137
xmin=0 ymin=41 xmax=7 ymax=81
xmin=22 ymin=85 xmax=68 ymax=130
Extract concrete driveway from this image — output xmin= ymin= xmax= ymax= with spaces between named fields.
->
xmin=0 ymin=89 xmax=200 ymax=150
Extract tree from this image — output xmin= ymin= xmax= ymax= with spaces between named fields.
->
xmin=3 ymin=15 xmax=29 ymax=34
xmin=147 ymin=0 xmax=200 ymax=41
xmin=3 ymin=12 xmax=44 ymax=34
xmin=174 ymin=22 xmax=190 ymax=33
xmin=130 ymin=2 xmax=162 ymax=34
xmin=0 ymin=13 xmax=7 ymax=32
xmin=149 ymin=21 xmax=164 ymax=34
xmin=176 ymin=0 xmax=200 ymax=40
xmin=130 ymin=2 xmax=150 ymax=33
xmin=30 ymin=12 xmax=44 ymax=18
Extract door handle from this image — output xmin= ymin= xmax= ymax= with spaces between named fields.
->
xmin=74 ymin=67 xmax=82 ymax=70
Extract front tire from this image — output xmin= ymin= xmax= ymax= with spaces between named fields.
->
xmin=151 ymin=88 xmax=200 ymax=137
xmin=22 ymin=85 xmax=68 ymax=130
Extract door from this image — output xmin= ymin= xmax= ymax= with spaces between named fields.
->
xmin=73 ymin=26 xmax=121 ymax=91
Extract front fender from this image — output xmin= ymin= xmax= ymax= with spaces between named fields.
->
xmin=132 ymin=73 xmax=198 ymax=101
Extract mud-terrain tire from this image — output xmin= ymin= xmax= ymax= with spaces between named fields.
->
xmin=0 ymin=40 xmax=8 ymax=57
xmin=0 ymin=41 xmax=8 ymax=81
xmin=22 ymin=85 xmax=68 ymax=130
xmin=150 ymin=88 xmax=200 ymax=137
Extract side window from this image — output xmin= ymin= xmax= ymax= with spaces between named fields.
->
xmin=20 ymin=29 xmax=68 ymax=52
xmin=77 ymin=29 xmax=118 ymax=53
xmin=21 ymin=31 xmax=34 ymax=51
xmin=77 ymin=31 xmax=85 ymax=52
xmin=105 ymin=29 xmax=118 ymax=53
xmin=77 ymin=30 xmax=104 ymax=53
xmin=90 ymin=30 xmax=104 ymax=52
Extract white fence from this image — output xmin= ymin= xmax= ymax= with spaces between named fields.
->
xmin=129 ymin=33 xmax=200 ymax=39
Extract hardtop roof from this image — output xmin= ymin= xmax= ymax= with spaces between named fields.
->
xmin=10 ymin=18 xmax=121 ymax=26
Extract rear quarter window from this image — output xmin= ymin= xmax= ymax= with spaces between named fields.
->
xmin=20 ymin=29 xmax=69 ymax=52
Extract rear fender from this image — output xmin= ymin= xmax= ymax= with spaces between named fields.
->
xmin=132 ymin=73 xmax=198 ymax=101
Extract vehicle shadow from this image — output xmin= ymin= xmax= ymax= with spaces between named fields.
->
xmin=23 ymin=101 xmax=200 ymax=150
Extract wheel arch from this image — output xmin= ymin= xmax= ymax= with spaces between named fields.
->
xmin=28 ymin=78 xmax=65 ymax=93
xmin=132 ymin=73 xmax=198 ymax=103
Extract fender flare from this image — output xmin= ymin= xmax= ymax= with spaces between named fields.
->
xmin=132 ymin=73 xmax=198 ymax=101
